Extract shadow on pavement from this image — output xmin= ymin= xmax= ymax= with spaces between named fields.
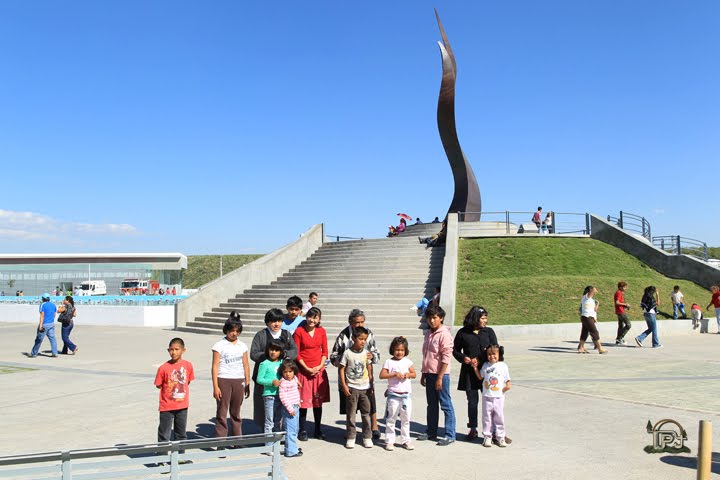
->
xmin=659 ymin=452 xmax=720 ymax=474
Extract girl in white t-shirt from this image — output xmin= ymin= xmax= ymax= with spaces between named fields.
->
xmin=212 ymin=312 xmax=251 ymax=440
xmin=379 ymin=336 xmax=416 ymax=451
xmin=472 ymin=345 xmax=511 ymax=447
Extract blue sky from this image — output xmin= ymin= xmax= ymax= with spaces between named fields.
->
xmin=1 ymin=1 xmax=718 ymax=254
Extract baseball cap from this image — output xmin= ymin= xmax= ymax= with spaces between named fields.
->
xmin=41 ymin=293 xmax=50 ymax=300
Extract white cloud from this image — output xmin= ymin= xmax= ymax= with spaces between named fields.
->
xmin=0 ymin=209 xmax=139 ymax=241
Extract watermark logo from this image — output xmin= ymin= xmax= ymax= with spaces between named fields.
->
xmin=644 ymin=419 xmax=690 ymax=454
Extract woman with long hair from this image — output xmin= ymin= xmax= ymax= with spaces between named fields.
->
xmin=635 ymin=286 xmax=662 ymax=348
xmin=58 ymin=295 xmax=78 ymax=354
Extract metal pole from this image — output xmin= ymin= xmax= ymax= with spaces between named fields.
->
xmin=505 ymin=211 xmax=510 ymax=234
xmin=697 ymin=420 xmax=712 ymax=480
xmin=585 ymin=213 xmax=590 ymax=235
xmin=676 ymin=235 xmax=681 ymax=255
xmin=220 ymin=256 xmax=223 ymax=278
xmin=619 ymin=211 xmax=624 ymax=229
xmin=703 ymin=243 xmax=708 ymax=260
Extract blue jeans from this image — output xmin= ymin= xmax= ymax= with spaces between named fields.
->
xmin=263 ymin=395 xmax=281 ymax=446
xmin=31 ymin=323 xmax=57 ymax=356
xmin=673 ymin=303 xmax=686 ymax=319
xmin=61 ymin=322 xmax=77 ymax=354
xmin=424 ymin=373 xmax=456 ymax=441
xmin=282 ymin=403 xmax=300 ymax=456
xmin=637 ymin=313 xmax=660 ymax=347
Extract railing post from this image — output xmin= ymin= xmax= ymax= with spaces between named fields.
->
xmin=676 ymin=235 xmax=681 ymax=255
xmin=61 ymin=451 xmax=72 ymax=480
xmin=585 ymin=213 xmax=590 ymax=235
xmin=618 ymin=211 xmax=624 ymax=229
xmin=272 ymin=434 xmax=283 ymax=479
xmin=660 ymin=238 xmax=665 ymax=250
xmin=697 ymin=420 xmax=712 ymax=480
xmin=505 ymin=211 xmax=510 ymax=234
xmin=703 ymin=243 xmax=708 ymax=261
xmin=170 ymin=447 xmax=179 ymax=480
xmin=550 ymin=211 xmax=555 ymax=235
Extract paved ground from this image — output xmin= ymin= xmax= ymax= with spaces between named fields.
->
xmin=1 ymin=321 xmax=719 ymax=479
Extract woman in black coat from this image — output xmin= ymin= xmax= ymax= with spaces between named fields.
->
xmin=453 ymin=306 xmax=497 ymax=440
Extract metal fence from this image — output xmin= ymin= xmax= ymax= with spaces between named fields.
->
xmin=0 ymin=433 xmax=285 ymax=480
xmin=457 ymin=211 xmax=591 ymax=235
xmin=653 ymin=235 xmax=709 ymax=261
xmin=0 ymin=295 xmax=187 ymax=306
xmin=324 ymin=235 xmax=365 ymax=242
xmin=607 ymin=211 xmax=651 ymax=242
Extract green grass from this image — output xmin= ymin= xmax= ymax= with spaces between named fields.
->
xmin=184 ymin=255 xmax=264 ymax=289
xmin=0 ymin=365 xmax=35 ymax=375
xmin=456 ymin=237 xmax=711 ymax=325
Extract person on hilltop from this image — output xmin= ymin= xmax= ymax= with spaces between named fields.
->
xmin=388 ymin=218 xmax=407 ymax=237
xmin=532 ymin=207 xmax=543 ymax=233
xmin=28 ymin=293 xmax=58 ymax=358
xmin=414 ymin=218 xmax=424 ymax=225
xmin=432 ymin=217 xmax=441 ymax=223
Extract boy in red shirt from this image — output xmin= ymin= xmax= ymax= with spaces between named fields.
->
xmin=155 ymin=338 xmax=195 ymax=447
xmin=614 ymin=281 xmax=632 ymax=345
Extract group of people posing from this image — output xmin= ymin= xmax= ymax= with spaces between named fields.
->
xmin=578 ymin=282 xmax=720 ymax=353
xmin=154 ymin=294 xmax=512 ymax=459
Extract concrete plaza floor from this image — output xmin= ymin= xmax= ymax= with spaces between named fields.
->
xmin=1 ymin=321 xmax=719 ymax=479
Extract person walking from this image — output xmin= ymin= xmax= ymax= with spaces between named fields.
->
xmin=29 ymin=293 xmax=58 ymax=358
xmin=635 ymin=286 xmax=662 ymax=348
xmin=57 ymin=295 xmax=78 ymax=354
xmin=577 ymin=286 xmax=607 ymax=354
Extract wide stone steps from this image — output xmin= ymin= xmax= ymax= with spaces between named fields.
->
xmin=182 ymin=236 xmax=442 ymax=339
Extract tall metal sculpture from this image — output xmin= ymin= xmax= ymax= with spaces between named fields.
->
xmin=435 ymin=9 xmax=481 ymax=222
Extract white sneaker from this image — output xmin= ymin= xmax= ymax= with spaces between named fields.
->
xmin=384 ymin=443 xmax=394 ymax=451
xmin=497 ymin=438 xmax=507 ymax=448
xmin=483 ymin=437 xmax=492 ymax=448
xmin=345 ymin=439 xmax=355 ymax=449
xmin=363 ymin=438 xmax=373 ymax=448
xmin=402 ymin=442 xmax=414 ymax=450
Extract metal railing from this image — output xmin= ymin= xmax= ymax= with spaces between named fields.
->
xmin=0 ymin=433 xmax=285 ymax=480
xmin=653 ymin=235 xmax=709 ymax=261
xmin=607 ymin=211 xmax=651 ymax=242
xmin=324 ymin=235 xmax=365 ymax=242
xmin=457 ymin=211 xmax=592 ymax=235
xmin=0 ymin=295 xmax=187 ymax=306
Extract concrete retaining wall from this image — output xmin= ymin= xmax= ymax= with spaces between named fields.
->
xmin=0 ymin=304 xmax=174 ymax=327
xmin=493 ymin=318 xmax=712 ymax=340
xmin=175 ymin=224 xmax=324 ymax=328
xmin=439 ymin=213 xmax=458 ymax=326
xmin=590 ymin=215 xmax=720 ymax=288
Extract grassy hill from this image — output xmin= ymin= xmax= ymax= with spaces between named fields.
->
xmin=184 ymin=255 xmax=264 ymax=289
xmin=456 ymin=237 xmax=712 ymax=325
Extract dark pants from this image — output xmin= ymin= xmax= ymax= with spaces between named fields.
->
xmin=345 ymin=388 xmax=371 ymax=440
xmin=338 ymin=384 xmax=376 ymax=416
xmin=158 ymin=408 xmax=188 ymax=442
xmin=580 ymin=316 xmax=600 ymax=342
xmin=616 ymin=313 xmax=631 ymax=341
xmin=61 ymin=322 xmax=77 ymax=354
xmin=215 ymin=378 xmax=245 ymax=437
xmin=465 ymin=389 xmax=479 ymax=429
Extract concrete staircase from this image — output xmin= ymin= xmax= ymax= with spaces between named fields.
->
xmin=177 ymin=236 xmax=444 ymax=351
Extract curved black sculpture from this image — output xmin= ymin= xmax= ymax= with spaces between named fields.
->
xmin=435 ymin=9 xmax=481 ymax=222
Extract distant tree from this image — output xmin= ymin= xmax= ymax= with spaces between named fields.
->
xmin=7 ymin=278 xmax=15 ymax=289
